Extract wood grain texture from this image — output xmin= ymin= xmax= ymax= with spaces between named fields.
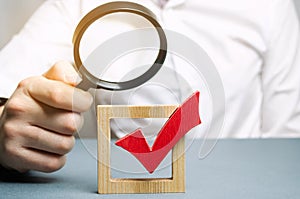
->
xmin=97 ymin=105 xmax=185 ymax=194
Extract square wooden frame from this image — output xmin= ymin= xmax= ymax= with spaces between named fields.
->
xmin=97 ymin=105 xmax=185 ymax=194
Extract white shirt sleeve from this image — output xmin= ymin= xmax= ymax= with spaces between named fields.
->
xmin=0 ymin=0 xmax=81 ymax=97
xmin=261 ymin=0 xmax=300 ymax=137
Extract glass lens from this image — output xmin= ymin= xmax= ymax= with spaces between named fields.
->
xmin=79 ymin=13 xmax=160 ymax=83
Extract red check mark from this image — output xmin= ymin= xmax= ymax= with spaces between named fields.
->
xmin=115 ymin=91 xmax=201 ymax=173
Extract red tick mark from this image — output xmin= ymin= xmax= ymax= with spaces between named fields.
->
xmin=115 ymin=91 xmax=201 ymax=173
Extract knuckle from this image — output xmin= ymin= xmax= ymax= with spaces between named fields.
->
xmin=63 ymin=113 xmax=82 ymax=134
xmin=48 ymin=88 xmax=65 ymax=104
xmin=57 ymin=136 xmax=75 ymax=154
xmin=53 ymin=61 xmax=69 ymax=70
xmin=64 ymin=121 xmax=77 ymax=134
xmin=2 ymin=141 xmax=12 ymax=155
xmin=3 ymin=140 xmax=19 ymax=158
xmin=2 ymin=121 xmax=20 ymax=140
xmin=17 ymin=76 xmax=40 ymax=93
xmin=1 ymin=143 xmax=26 ymax=173
xmin=76 ymin=114 xmax=84 ymax=131
xmin=17 ymin=77 xmax=32 ymax=89
xmin=44 ymin=156 xmax=66 ymax=172
xmin=5 ymin=98 xmax=27 ymax=115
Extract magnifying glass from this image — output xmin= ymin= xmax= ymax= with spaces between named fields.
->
xmin=72 ymin=1 xmax=167 ymax=91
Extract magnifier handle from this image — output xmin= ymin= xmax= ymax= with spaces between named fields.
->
xmin=76 ymin=79 xmax=94 ymax=91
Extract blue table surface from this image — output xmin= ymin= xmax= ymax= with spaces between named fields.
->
xmin=1 ymin=138 xmax=300 ymax=199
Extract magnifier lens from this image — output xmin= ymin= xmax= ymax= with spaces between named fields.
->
xmin=79 ymin=12 xmax=160 ymax=83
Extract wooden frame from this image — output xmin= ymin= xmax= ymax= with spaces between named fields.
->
xmin=97 ymin=105 xmax=185 ymax=194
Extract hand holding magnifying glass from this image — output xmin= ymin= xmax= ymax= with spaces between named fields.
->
xmin=72 ymin=1 xmax=167 ymax=91
xmin=0 ymin=1 xmax=169 ymax=174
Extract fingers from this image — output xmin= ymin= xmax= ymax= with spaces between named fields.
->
xmin=1 ymin=122 xmax=74 ymax=172
xmin=5 ymin=89 xmax=84 ymax=136
xmin=20 ymin=61 xmax=93 ymax=112
xmin=30 ymin=106 xmax=83 ymax=135
xmin=18 ymin=76 xmax=92 ymax=113
xmin=15 ymin=148 xmax=67 ymax=173
xmin=43 ymin=61 xmax=80 ymax=86
xmin=23 ymin=125 xmax=75 ymax=156
xmin=0 ymin=61 xmax=92 ymax=173
xmin=25 ymin=150 xmax=66 ymax=173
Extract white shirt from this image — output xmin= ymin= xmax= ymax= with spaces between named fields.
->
xmin=1 ymin=0 xmax=300 ymax=138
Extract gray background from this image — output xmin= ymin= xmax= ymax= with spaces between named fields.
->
xmin=1 ymin=0 xmax=300 ymax=49
xmin=1 ymin=139 xmax=300 ymax=198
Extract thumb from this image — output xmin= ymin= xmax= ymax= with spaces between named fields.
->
xmin=43 ymin=61 xmax=80 ymax=86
